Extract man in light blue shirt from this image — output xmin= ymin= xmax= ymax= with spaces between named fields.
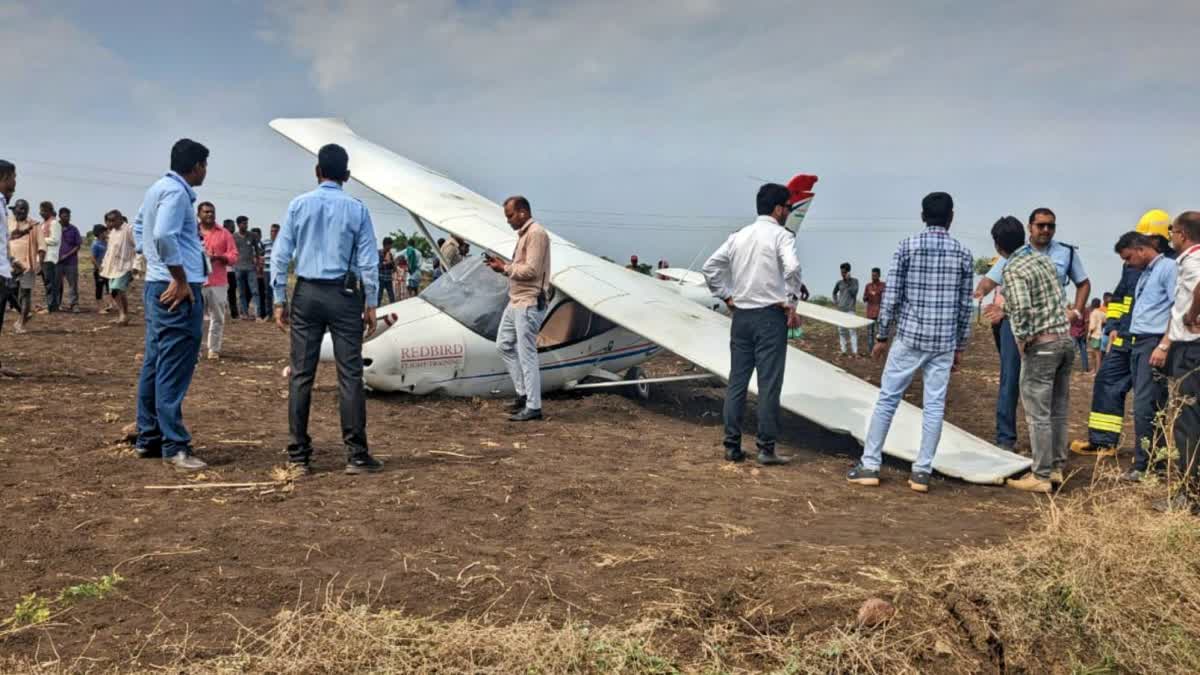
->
xmin=133 ymin=139 xmax=210 ymax=472
xmin=1114 ymin=231 xmax=1178 ymax=480
xmin=974 ymin=207 xmax=1090 ymax=450
xmin=272 ymin=143 xmax=382 ymax=476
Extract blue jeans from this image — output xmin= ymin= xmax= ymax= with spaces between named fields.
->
xmin=860 ymin=339 xmax=955 ymax=473
xmin=995 ymin=318 xmax=1022 ymax=448
xmin=235 ymin=269 xmax=259 ymax=317
xmin=136 ymin=282 xmax=204 ymax=458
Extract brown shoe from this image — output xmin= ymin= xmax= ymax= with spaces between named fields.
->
xmin=1069 ymin=440 xmax=1116 ymax=457
xmin=1006 ymin=472 xmax=1052 ymax=493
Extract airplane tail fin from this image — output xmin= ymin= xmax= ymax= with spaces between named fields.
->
xmin=784 ymin=174 xmax=818 ymax=232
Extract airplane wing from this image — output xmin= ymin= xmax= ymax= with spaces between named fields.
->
xmin=657 ymin=267 xmax=874 ymax=330
xmin=269 ymin=118 xmax=1030 ymax=484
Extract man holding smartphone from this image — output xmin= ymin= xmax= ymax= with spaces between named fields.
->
xmin=486 ymin=195 xmax=551 ymax=422
xmin=272 ymin=143 xmax=383 ymax=474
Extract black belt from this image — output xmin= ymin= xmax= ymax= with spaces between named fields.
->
xmin=296 ymin=276 xmax=343 ymax=287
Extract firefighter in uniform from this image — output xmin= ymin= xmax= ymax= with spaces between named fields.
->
xmin=1071 ymin=209 xmax=1174 ymax=456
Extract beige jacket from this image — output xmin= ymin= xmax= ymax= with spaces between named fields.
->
xmin=504 ymin=220 xmax=551 ymax=308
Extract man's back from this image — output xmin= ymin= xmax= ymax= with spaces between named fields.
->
xmin=702 ymin=216 xmax=801 ymax=310
xmin=879 ymin=227 xmax=973 ymax=352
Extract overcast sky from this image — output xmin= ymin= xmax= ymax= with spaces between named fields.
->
xmin=5 ymin=0 xmax=1199 ymax=294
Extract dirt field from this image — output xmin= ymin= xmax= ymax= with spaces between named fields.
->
xmin=0 ymin=274 xmax=1119 ymax=669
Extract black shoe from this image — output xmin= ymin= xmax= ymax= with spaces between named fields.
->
xmin=756 ymin=450 xmax=792 ymax=466
xmin=909 ymin=471 xmax=931 ymax=493
xmin=724 ymin=448 xmax=746 ymax=463
xmin=289 ymin=460 xmax=314 ymax=476
xmin=1120 ymin=468 xmax=1145 ymax=483
xmin=509 ymin=408 xmax=543 ymax=422
xmin=345 ymin=453 xmax=383 ymax=475
xmin=135 ymin=445 xmax=163 ymax=459
xmin=847 ymin=464 xmax=880 ymax=486
xmin=508 ymin=396 xmax=528 ymax=414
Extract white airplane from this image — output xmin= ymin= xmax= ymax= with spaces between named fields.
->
xmin=271 ymin=118 xmax=1030 ymax=485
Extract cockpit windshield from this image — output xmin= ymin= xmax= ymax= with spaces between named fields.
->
xmin=419 ymin=256 xmax=511 ymax=341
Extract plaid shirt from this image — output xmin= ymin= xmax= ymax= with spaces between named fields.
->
xmin=1001 ymin=246 xmax=1069 ymax=342
xmin=876 ymin=226 xmax=974 ymax=352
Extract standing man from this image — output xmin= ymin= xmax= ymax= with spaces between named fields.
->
xmin=261 ymin=223 xmax=278 ymax=312
xmin=0 ymin=161 xmax=14 ymax=369
xmin=1071 ymin=211 xmax=1173 ymax=457
xmin=223 ymin=218 xmax=239 ymax=319
xmin=863 ymin=267 xmax=885 ymax=343
xmin=233 ymin=216 xmax=259 ymax=319
xmin=38 ymin=201 xmax=62 ymax=313
xmin=1160 ymin=211 xmax=1200 ymax=512
xmin=378 ymin=237 xmax=396 ymax=305
xmin=199 ymin=201 xmax=237 ymax=360
xmin=272 ymin=143 xmax=383 ymax=475
xmin=976 ymin=208 xmax=1090 ymax=450
xmin=847 ymin=192 xmax=973 ymax=492
xmin=100 ymin=209 xmax=137 ymax=325
xmin=833 ymin=262 xmax=860 ymax=356
xmin=487 ymin=195 xmax=552 ymax=423
xmin=402 ymin=237 xmax=422 ymax=298
xmin=57 ymin=208 xmax=82 ymax=312
xmin=134 ymin=139 xmax=210 ymax=471
xmin=8 ymin=199 xmax=44 ymax=333
xmin=1113 ymin=231 xmax=1178 ymax=482
xmin=702 ymin=183 xmax=802 ymax=466
xmin=986 ymin=217 xmax=1074 ymax=493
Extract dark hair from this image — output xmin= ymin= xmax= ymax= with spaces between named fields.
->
xmin=317 ymin=143 xmax=350 ymax=182
xmin=504 ymin=195 xmax=532 ymax=213
xmin=271 ymin=222 xmax=280 ymax=229
xmin=921 ymin=192 xmax=954 ymax=227
xmin=840 ymin=262 xmax=851 ymax=272
xmin=104 ymin=209 xmax=122 ymax=221
xmin=251 ymin=227 xmax=262 ymax=235
xmin=1173 ymin=211 xmax=1200 ymax=242
xmin=223 ymin=219 xmax=234 ymax=226
xmin=871 ymin=267 xmax=881 ymax=274
xmin=1103 ymin=292 xmax=1112 ymax=301
xmin=437 ymin=238 xmax=445 ymax=246
xmin=382 ymin=237 xmax=393 ymax=247
xmin=1029 ymin=207 xmax=1055 ymax=224
xmin=236 ymin=215 xmax=249 ymax=225
xmin=1090 ymin=298 xmax=1101 ymax=309
xmin=991 ymin=216 xmax=1026 ymax=255
xmin=0 ymin=159 xmax=14 ymax=180
xmin=170 ymin=138 xmax=209 ymax=175
xmin=40 ymin=200 xmax=55 ymax=213
xmin=1114 ymin=231 xmax=1152 ymax=253
xmin=197 ymin=201 xmax=214 ymax=211
xmin=91 ymin=224 xmax=106 ymax=237
xmin=58 ymin=207 xmax=70 ymax=215
xmin=1150 ymin=234 xmax=1172 ymax=254
xmin=756 ymin=183 xmax=790 ymax=216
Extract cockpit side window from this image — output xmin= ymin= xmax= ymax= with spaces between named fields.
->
xmin=536 ymin=300 xmax=616 ymax=351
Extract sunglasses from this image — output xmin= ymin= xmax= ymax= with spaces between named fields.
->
xmin=1032 ymin=221 xmax=1057 ymax=230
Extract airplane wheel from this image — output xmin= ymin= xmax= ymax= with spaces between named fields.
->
xmin=624 ymin=366 xmax=651 ymax=401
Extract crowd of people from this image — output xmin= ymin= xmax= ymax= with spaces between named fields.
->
xmin=2 ymin=151 xmax=1198 ymax=512
xmin=703 ymin=186 xmax=1200 ymax=512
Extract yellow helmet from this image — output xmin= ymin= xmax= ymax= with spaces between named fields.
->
xmin=1136 ymin=209 xmax=1171 ymax=238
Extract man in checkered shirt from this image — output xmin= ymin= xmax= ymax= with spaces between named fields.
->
xmin=848 ymin=192 xmax=974 ymax=493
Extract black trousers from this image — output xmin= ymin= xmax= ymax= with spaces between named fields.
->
xmin=287 ymin=279 xmax=368 ymax=462
xmin=41 ymin=261 xmax=60 ymax=311
xmin=1084 ymin=344 xmax=1133 ymax=448
xmin=0 ymin=281 xmax=8 ymax=335
xmin=93 ymin=267 xmax=108 ymax=301
xmin=723 ymin=306 xmax=787 ymax=453
xmin=1130 ymin=335 xmax=1168 ymax=471
xmin=1168 ymin=341 xmax=1200 ymax=495
xmin=227 ymin=281 xmax=239 ymax=319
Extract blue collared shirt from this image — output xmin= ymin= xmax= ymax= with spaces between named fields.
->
xmin=135 ymin=171 xmax=206 ymax=284
xmin=1130 ymin=253 xmax=1177 ymax=335
xmin=987 ymin=240 xmax=1087 ymax=297
xmin=270 ymin=181 xmax=380 ymax=307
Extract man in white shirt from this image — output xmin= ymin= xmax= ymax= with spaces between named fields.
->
xmin=38 ymin=200 xmax=63 ymax=312
xmin=702 ymin=183 xmax=802 ymax=466
xmin=1159 ymin=211 xmax=1200 ymax=513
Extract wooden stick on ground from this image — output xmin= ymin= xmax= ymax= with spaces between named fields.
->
xmin=144 ymin=481 xmax=278 ymax=491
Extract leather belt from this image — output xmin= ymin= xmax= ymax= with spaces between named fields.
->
xmin=1028 ymin=331 xmax=1067 ymax=346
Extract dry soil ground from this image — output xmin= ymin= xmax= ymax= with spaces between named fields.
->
xmin=0 ymin=275 xmax=1123 ymax=669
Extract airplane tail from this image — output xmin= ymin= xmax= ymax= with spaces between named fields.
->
xmin=784 ymin=174 xmax=818 ymax=232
